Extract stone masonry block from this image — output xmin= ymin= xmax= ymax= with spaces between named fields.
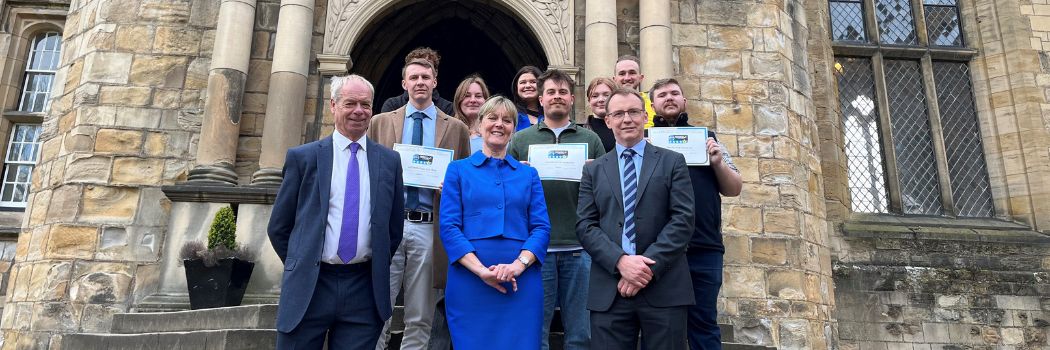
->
xmin=115 ymin=25 xmax=155 ymax=52
xmin=153 ymin=27 xmax=202 ymax=56
xmin=768 ymin=269 xmax=806 ymax=300
xmin=111 ymin=157 xmax=164 ymax=185
xmin=64 ymin=155 xmax=112 ymax=184
xmin=725 ymin=205 xmax=762 ymax=233
xmin=44 ymin=225 xmax=98 ymax=259
xmin=84 ymin=52 xmax=133 ymax=85
xmin=723 ymin=266 xmax=766 ymax=298
xmin=70 ymin=261 xmax=133 ymax=304
xmin=764 ymin=208 xmax=801 ymax=235
xmin=716 ymin=103 xmax=755 ymax=134
xmin=80 ymin=186 xmax=140 ymax=224
xmin=94 ymin=129 xmax=142 ymax=154
xmin=752 ymin=237 xmax=790 ymax=265
xmin=130 ymin=55 xmax=188 ymax=89
xmin=99 ymin=86 xmax=151 ymax=106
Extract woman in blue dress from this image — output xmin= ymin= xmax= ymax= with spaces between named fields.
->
xmin=440 ymin=95 xmax=550 ymax=350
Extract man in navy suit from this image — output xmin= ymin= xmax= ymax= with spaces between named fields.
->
xmin=268 ymin=74 xmax=405 ymax=350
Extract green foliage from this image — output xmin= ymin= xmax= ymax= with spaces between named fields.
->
xmin=207 ymin=206 xmax=237 ymax=251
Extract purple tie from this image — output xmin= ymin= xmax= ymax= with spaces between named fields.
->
xmin=339 ymin=142 xmax=361 ymax=263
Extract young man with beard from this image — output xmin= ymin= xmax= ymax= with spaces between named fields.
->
xmin=507 ymin=69 xmax=605 ymax=350
xmin=368 ymin=59 xmax=472 ymax=350
xmin=649 ymin=78 xmax=742 ymax=350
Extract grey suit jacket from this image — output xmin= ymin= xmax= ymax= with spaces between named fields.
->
xmin=576 ymin=143 xmax=696 ymax=312
xmin=267 ymin=137 xmax=405 ymax=333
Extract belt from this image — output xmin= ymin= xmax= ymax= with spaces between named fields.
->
xmin=404 ymin=210 xmax=434 ymax=223
xmin=320 ymin=260 xmax=371 ymax=272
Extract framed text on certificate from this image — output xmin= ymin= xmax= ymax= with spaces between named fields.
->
xmin=648 ymin=127 xmax=710 ymax=166
xmin=527 ymin=143 xmax=589 ymax=181
xmin=392 ymin=144 xmax=455 ymax=189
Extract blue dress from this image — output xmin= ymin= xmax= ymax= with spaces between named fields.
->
xmin=440 ymin=151 xmax=551 ymax=350
xmin=516 ymin=111 xmax=544 ymax=131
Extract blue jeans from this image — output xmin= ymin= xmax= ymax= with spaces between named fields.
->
xmin=541 ymin=250 xmax=591 ymax=350
xmin=687 ymin=251 xmax=723 ymax=350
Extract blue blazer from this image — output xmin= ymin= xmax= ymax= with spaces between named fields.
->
xmin=439 ymin=151 xmax=550 ymax=265
xmin=267 ymin=136 xmax=405 ymax=333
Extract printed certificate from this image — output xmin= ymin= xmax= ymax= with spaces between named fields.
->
xmin=527 ymin=143 xmax=589 ymax=182
xmin=392 ymin=144 xmax=455 ymax=189
xmin=648 ymin=127 xmax=710 ymax=166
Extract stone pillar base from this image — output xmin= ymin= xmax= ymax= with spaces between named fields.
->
xmin=187 ymin=162 xmax=239 ymax=185
xmin=250 ymin=167 xmax=283 ymax=187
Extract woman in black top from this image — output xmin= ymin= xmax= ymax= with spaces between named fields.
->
xmin=583 ymin=77 xmax=617 ymax=153
xmin=511 ymin=66 xmax=544 ymax=130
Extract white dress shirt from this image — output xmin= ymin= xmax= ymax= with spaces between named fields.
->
xmin=322 ymin=132 xmax=372 ymax=264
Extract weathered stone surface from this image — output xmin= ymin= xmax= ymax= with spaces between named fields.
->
xmin=97 ymin=0 xmax=140 ymax=23
xmin=724 ymin=267 xmax=766 ymax=298
xmin=129 ymin=55 xmax=188 ymax=89
xmin=84 ymin=52 xmax=133 ymax=84
xmin=768 ymin=270 xmax=805 ymax=300
xmin=26 ymin=261 xmax=72 ymax=302
xmin=45 ymin=225 xmax=98 ymax=259
xmin=30 ymin=302 xmax=77 ymax=332
xmin=752 ymin=238 xmax=790 ymax=266
xmin=70 ymin=261 xmax=133 ymax=304
xmin=100 ymin=86 xmax=152 ymax=106
xmin=725 ymin=205 xmax=762 ymax=234
xmin=755 ymin=104 xmax=789 ymax=136
xmin=80 ymin=186 xmax=140 ymax=224
xmin=141 ymin=0 xmax=192 ymax=23
xmin=64 ymin=155 xmax=112 ymax=184
xmin=152 ymin=88 xmax=182 ymax=109
xmin=708 ymin=26 xmax=753 ymax=50
xmin=111 ymin=157 xmax=164 ymax=185
xmin=94 ymin=129 xmax=142 ymax=154
xmin=115 ymin=25 xmax=155 ymax=52
xmin=46 ymin=185 xmax=81 ymax=223
xmin=153 ymin=27 xmax=202 ymax=55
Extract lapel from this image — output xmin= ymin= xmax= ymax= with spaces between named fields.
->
xmin=366 ymin=139 xmax=382 ymax=221
xmin=435 ymin=110 xmax=450 ymax=149
xmin=636 ymin=144 xmax=661 ymax=201
xmin=600 ymin=153 xmax=624 ymax=211
xmin=316 ymin=136 xmax=334 ymax=210
xmin=391 ymin=106 xmax=407 ymax=144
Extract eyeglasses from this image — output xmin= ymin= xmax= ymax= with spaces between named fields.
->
xmin=607 ymin=109 xmax=646 ymax=120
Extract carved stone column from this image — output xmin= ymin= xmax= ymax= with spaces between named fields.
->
xmin=251 ymin=0 xmax=315 ymax=186
xmin=585 ymin=0 xmax=617 ymax=85
xmin=639 ymin=0 xmax=672 ymax=89
xmin=188 ymin=0 xmax=258 ymax=185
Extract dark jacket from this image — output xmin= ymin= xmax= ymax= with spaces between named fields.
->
xmin=581 ymin=115 xmax=616 ymax=153
xmin=380 ymin=91 xmax=454 ymax=115
xmin=654 ymin=113 xmax=726 ymax=253
xmin=508 ymin=121 xmax=605 ymax=247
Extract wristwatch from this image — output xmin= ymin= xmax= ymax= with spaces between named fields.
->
xmin=517 ymin=255 xmax=532 ymax=267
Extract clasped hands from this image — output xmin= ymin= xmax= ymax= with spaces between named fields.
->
xmin=616 ymin=255 xmax=656 ymax=298
xmin=476 ymin=260 xmax=526 ymax=294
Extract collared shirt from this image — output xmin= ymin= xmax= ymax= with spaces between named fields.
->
xmin=401 ymin=103 xmax=436 ymax=210
xmin=323 ymin=132 xmax=372 ymax=264
xmin=615 ymin=140 xmax=647 ymax=255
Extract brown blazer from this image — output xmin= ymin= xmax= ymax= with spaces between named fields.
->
xmin=368 ymin=104 xmax=472 ymax=288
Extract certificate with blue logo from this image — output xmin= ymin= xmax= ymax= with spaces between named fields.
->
xmin=527 ymin=143 xmax=589 ymax=182
xmin=393 ymin=144 xmax=455 ymax=189
xmin=648 ymin=127 xmax=710 ymax=166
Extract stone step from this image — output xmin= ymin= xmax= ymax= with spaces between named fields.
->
xmin=723 ymin=343 xmax=778 ymax=350
xmin=58 ymin=329 xmax=276 ymax=350
xmin=111 ymin=304 xmax=277 ymax=334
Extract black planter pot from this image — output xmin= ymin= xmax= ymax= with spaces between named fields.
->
xmin=183 ymin=258 xmax=255 ymax=310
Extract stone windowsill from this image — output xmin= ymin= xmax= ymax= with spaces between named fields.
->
xmin=842 ymin=213 xmax=1050 ymax=244
xmin=2 ymin=110 xmax=45 ymax=123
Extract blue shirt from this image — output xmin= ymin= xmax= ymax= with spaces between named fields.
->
xmin=516 ymin=111 xmax=543 ymax=131
xmin=439 ymin=151 xmax=551 ymax=265
xmin=401 ymin=103 xmax=437 ymax=210
xmin=614 ymin=140 xmax=647 ymax=255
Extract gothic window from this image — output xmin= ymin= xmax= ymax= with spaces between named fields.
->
xmin=19 ymin=32 xmax=62 ymax=114
xmin=829 ymin=0 xmax=993 ymax=217
xmin=0 ymin=124 xmax=41 ymax=208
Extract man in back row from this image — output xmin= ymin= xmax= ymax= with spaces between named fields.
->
xmin=613 ymin=55 xmax=656 ymax=129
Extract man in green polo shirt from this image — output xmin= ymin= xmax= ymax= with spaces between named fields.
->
xmin=508 ymin=69 xmax=605 ymax=350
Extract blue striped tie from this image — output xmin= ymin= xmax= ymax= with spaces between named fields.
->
xmin=622 ymin=149 xmax=638 ymax=253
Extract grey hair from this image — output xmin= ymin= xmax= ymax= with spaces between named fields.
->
xmin=477 ymin=95 xmax=519 ymax=128
xmin=330 ymin=74 xmax=375 ymax=101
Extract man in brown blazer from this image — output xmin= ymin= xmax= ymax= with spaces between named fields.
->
xmin=368 ymin=58 xmax=471 ymax=350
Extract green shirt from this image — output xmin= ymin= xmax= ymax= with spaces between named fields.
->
xmin=508 ymin=120 xmax=606 ymax=248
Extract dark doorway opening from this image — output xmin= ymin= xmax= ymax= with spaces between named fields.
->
xmin=350 ymin=0 xmax=548 ymax=113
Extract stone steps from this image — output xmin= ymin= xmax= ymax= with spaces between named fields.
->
xmin=59 ymin=304 xmax=776 ymax=350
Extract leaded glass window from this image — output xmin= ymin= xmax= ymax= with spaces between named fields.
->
xmin=831 ymin=0 xmax=867 ymax=42
xmin=830 ymin=0 xmax=994 ymax=217
xmin=0 ymin=124 xmax=41 ymax=208
xmin=18 ymin=32 xmax=62 ymax=113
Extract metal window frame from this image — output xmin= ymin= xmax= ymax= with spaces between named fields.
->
xmin=830 ymin=0 xmax=989 ymax=217
xmin=17 ymin=32 xmax=62 ymax=113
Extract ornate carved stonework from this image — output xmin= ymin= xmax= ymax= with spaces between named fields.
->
xmin=322 ymin=0 xmax=574 ymax=65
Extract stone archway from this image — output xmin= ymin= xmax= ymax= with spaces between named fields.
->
xmin=348 ymin=1 xmax=550 ymax=107
xmin=321 ymin=0 xmax=575 ymax=72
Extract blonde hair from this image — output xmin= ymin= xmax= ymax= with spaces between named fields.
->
xmin=477 ymin=96 xmax=519 ymax=129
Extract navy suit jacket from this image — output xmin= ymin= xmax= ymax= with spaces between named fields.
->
xmin=267 ymin=136 xmax=405 ymax=333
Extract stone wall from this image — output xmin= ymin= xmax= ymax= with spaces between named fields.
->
xmin=833 ymin=219 xmax=1050 ymax=349
xmin=670 ymin=0 xmax=836 ymax=348
xmin=0 ymin=0 xmax=220 ymax=347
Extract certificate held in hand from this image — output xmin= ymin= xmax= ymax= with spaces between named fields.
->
xmin=527 ymin=143 xmax=589 ymax=182
xmin=648 ymin=127 xmax=710 ymax=166
xmin=392 ymin=144 xmax=455 ymax=189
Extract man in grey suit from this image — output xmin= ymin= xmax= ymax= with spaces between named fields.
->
xmin=268 ymin=75 xmax=404 ymax=350
xmin=576 ymin=87 xmax=695 ymax=350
